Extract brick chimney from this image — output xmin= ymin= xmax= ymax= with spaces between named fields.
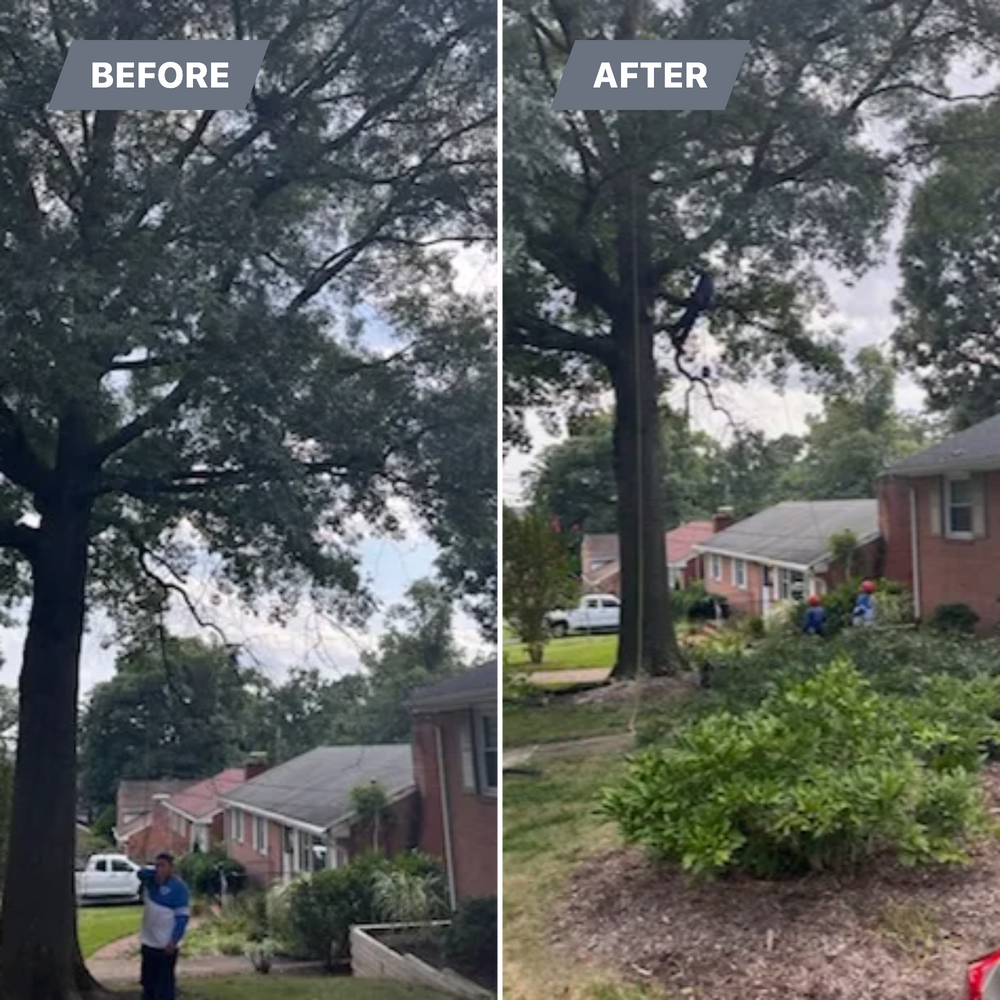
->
xmin=243 ymin=752 xmax=270 ymax=781
xmin=712 ymin=506 xmax=736 ymax=534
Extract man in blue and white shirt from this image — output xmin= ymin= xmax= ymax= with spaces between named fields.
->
xmin=138 ymin=853 xmax=190 ymax=1000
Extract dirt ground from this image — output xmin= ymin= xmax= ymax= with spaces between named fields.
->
xmin=550 ymin=767 xmax=1000 ymax=999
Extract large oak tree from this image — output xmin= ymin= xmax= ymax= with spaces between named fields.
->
xmin=503 ymin=0 xmax=996 ymax=677
xmin=0 ymin=0 xmax=495 ymax=995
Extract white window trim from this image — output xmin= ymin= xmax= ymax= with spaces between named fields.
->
xmin=710 ymin=554 xmax=722 ymax=582
xmin=253 ymin=815 xmax=268 ymax=855
xmin=945 ymin=474 xmax=974 ymax=540
xmin=234 ymin=809 xmax=245 ymax=844
xmin=732 ymin=558 xmax=747 ymax=590
xmin=472 ymin=709 xmax=498 ymax=798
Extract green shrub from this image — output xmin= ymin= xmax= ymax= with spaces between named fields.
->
xmin=442 ymin=896 xmax=497 ymax=980
xmin=175 ymin=847 xmax=246 ymax=899
xmin=603 ymin=658 xmax=991 ymax=878
xmin=930 ymin=603 xmax=980 ymax=635
xmin=283 ymin=851 xmax=446 ymax=965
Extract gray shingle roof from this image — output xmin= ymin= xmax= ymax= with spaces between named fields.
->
xmin=408 ymin=661 xmax=497 ymax=711
xmin=695 ymin=500 xmax=879 ymax=568
xmin=220 ymin=745 xmax=413 ymax=831
xmin=887 ymin=414 xmax=1000 ymax=476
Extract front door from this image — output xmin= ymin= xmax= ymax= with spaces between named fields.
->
xmin=761 ymin=566 xmax=773 ymax=615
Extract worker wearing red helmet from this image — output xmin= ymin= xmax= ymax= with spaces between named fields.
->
xmin=852 ymin=580 xmax=876 ymax=626
xmin=802 ymin=594 xmax=826 ymax=636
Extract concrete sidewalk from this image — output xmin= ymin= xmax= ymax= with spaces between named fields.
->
xmin=89 ymin=954 xmax=322 ymax=984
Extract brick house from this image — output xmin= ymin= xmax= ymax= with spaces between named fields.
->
xmin=409 ymin=661 xmax=497 ymax=906
xmin=218 ymin=745 xmax=417 ymax=886
xmin=145 ymin=765 xmax=267 ymax=860
xmin=879 ymin=413 xmax=1000 ymax=633
xmin=581 ymin=514 xmax=726 ymax=595
xmin=694 ymin=500 xmax=882 ymax=616
xmin=115 ymin=779 xmax=190 ymax=861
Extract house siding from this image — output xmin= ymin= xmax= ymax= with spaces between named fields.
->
xmin=883 ymin=470 xmax=1000 ymax=633
xmin=412 ymin=714 xmax=496 ymax=902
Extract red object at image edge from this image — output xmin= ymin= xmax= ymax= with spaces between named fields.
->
xmin=968 ymin=950 xmax=1000 ymax=999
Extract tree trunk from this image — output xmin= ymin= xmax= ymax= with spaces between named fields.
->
xmin=610 ymin=316 xmax=683 ymax=678
xmin=605 ymin=111 xmax=684 ymax=680
xmin=0 ymin=499 xmax=107 ymax=999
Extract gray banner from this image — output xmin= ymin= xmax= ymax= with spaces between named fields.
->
xmin=551 ymin=40 xmax=748 ymax=111
xmin=49 ymin=40 xmax=269 ymax=111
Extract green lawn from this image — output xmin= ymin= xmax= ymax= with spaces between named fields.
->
xmin=504 ymin=701 xmax=636 ymax=747
xmin=79 ymin=904 xmax=141 ymax=959
xmin=503 ymin=634 xmax=618 ymax=673
xmin=504 ymin=749 xmax=653 ymax=1000
xmin=178 ymin=977 xmax=452 ymax=999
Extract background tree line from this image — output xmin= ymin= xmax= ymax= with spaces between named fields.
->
xmin=79 ymin=577 xmax=465 ymax=816
xmin=525 ymin=347 xmax=935 ymax=550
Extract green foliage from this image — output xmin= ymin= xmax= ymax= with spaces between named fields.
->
xmin=787 ymin=349 xmax=932 ymax=500
xmin=895 ymin=100 xmax=1000 ymax=429
xmin=930 ymin=603 xmax=981 ymax=635
xmin=283 ymin=852 xmax=447 ymax=964
xmin=604 ymin=659 xmax=992 ymax=877
xmin=80 ymin=636 xmax=253 ymax=809
xmin=441 ymin=896 xmax=497 ymax=980
xmin=176 ymin=848 xmax=247 ymax=899
xmin=370 ymin=866 xmax=448 ymax=925
xmin=502 ymin=506 xmax=578 ymax=660
xmin=349 ymin=782 xmax=392 ymax=852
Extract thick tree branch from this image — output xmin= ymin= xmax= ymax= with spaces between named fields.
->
xmin=0 ymin=519 xmax=38 ymax=558
xmin=507 ymin=314 xmax=615 ymax=363
xmin=0 ymin=396 xmax=50 ymax=495
xmin=91 ymin=378 xmax=193 ymax=465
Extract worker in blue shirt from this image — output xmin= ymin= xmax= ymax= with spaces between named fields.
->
xmin=802 ymin=595 xmax=826 ymax=636
xmin=138 ymin=852 xmax=190 ymax=1000
xmin=852 ymin=580 xmax=876 ymax=627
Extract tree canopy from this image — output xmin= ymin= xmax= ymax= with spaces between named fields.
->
xmin=895 ymin=99 xmax=1000 ymax=431
xmin=0 ymin=0 xmax=495 ymax=994
xmin=503 ymin=0 xmax=997 ymax=675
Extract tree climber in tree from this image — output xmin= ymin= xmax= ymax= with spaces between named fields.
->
xmin=670 ymin=270 xmax=715 ymax=346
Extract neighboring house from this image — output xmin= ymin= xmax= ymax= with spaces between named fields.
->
xmin=138 ymin=763 xmax=267 ymax=860
xmin=219 ymin=745 xmax=417 ymax=886
xmin=879 ymin=413 xmax=1000 ymax=633
xmin=115 ymin=779 xmax=190 ymax=860
xmin=409 ymin=661 xmax=497 ymax=907
xmin=694 ymin=500 xmax=881 ymax=616
xmin=581 ymin=512 xmax=730 ymax=595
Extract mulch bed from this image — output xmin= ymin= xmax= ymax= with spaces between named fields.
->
xmin=550 ymin=767 xmax=1000 ymax=999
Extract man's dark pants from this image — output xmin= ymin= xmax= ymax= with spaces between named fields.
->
xmin=141 ymin=944 xmax=178 ymax=1000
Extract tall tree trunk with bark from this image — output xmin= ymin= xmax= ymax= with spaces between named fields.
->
xmin=0 ymin=428 xmax=106 ymax=999
xmin=608 ymin=145 xmax=683 ymax=679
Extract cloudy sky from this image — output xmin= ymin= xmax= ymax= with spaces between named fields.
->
xmin=0 ymin=248 xmax=495 ymax=698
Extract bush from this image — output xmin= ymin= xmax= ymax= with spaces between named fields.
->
xmin=930 ymin=603 xmax=980 ymax=635
xmin=603 ymin=658 xmax=991 ymax=878
xmin=283 ymin=851 xmax=446 ymax=965
xmin=442 ymin=896 xmax=497 ymax=980
xmin=176 ymin=848 xmax=246 ymax=898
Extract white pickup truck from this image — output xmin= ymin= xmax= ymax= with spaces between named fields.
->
xmin=75 ymin=853 xmax=143 ymax=903
xmin=546 ymin=594 xmax=621 ymax=638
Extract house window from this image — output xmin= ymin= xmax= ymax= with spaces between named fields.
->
xmin=778 ymin=568 xmax=805 ymax=601
xmin=732 ymin=559 xmax=747 ymax=590
xmin=477 ymin=711 xmax=498 ymax=795
xmin=710 ymin=554 xmax=722 ymax=582
xmin=233 ymin=810 xmax=245 ymax=844
xmin=946 ymin=476 xmax=974 ymax=537
xmin=252 ymin=816 xmax=268 ymax=855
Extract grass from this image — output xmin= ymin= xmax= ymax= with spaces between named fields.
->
xmin=503 ymin=701 xmax=637 ymax=748
xmin=78 ymin=904 xmax=141 ymax=959
xmin=503 ymin=748 xmax=662 ymax=1000
xmin=503 ymin=634 xmax=618 ymax=673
